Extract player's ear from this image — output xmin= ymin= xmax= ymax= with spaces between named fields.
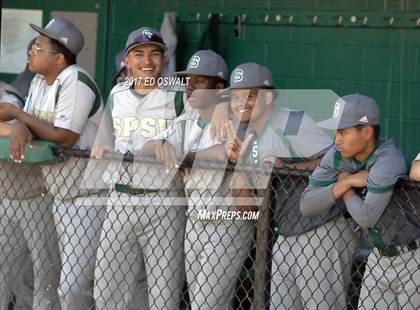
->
xmin=365 ymin=125 xmax=375 ymax=140
xmin=54 ymin=53 xmax=66 ymax=66
xmin=215 ymin=81 xmax=225 ymax=90
xmin=264 ymin=90 xmax=274 ymax=105
xmin=124 ymin=54 xmax=130 ymax=68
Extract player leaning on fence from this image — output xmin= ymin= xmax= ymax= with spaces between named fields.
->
xmin=301 ymin=94 xmax=419 ymax=309
xmin=0 ymin=17 xmax=108 ymax=310
xmin=0 ymin=81 xmax=50 ymax=310
xmin=221 ymin=63 xmax=336 ymax=310
xmin=92 ymin=26 xmax=231 ymax=309
xmin=91 ymin=26 xmax=185 ymax=310
xmin=410 ymin=153 xmax=420 ymax=181
xmin=142 ymin=50 xmax=256 ymax=310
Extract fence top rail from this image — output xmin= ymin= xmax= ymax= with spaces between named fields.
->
xmin=51 ymin=146 xmax=420 ymax=188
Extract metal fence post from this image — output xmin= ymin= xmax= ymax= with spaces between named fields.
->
xmin=252 ymin=174 xmax=276 ymax=310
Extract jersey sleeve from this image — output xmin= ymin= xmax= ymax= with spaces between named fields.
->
xmin=0 ymin=90 xmax=23 ymax=108
xmin=344 ymin=191 xmax=393 ymax=228
xmin=366 ymin=151 xmax=407 ymax=194
xmin=54 ymin=72 xmax=95 ymax=134
xmin=300 ymin=184 xmax=336 ymax=216
xmin=415 ymin=152 xmax=420 ymax=162
xmin=344 ymin=149 xmax=407 ymax=228
xmin=1 ymin=89 xmax=23 ymax=125
xmin=308 ymin=147 xmax=339 ymax=187
xmin=300 ymin=148 xmax=339 ymax=216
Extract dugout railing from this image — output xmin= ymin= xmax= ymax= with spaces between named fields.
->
xmin=0 ymin=147 xmax=418 ymax=310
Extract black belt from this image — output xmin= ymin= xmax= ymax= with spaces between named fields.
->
xmin=115 ymin=184 xmax=159 ymax=196
xmin=343 ymin=211 xmax=351 ymax=219
xmin=375 ymin=239 xmax=420 ymax=257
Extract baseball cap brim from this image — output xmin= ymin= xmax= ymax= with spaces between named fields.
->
xmin=30 ymin=23 xmax=57 ymax=41
xmin=219 ymin=87 xmax=277 ymax=101
xmin=317 ymin=118 xmax=357 ymax=130
xmin=125 ymin=42 xmax=167 ymax=54
xmin=175 ymin=69 xmax=227 ymax=81
xmin=223 ymin=84 xmax=275 ymax=92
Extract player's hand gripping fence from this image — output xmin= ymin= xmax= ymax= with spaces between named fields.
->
xmin=0 ymin=148 xmax=418 ymax=310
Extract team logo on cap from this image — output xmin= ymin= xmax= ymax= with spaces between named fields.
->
xmin=233 ymin=69 xmax=243 ymax=83
xmin=45 ymin=19 xmax=55 ymax=28
xmin=333 ymin=101 xmax=341 ymax=118
xmin=142 ymin=29 xmax=153 ymax=39
xmin=189 ymin=56 xmax=200 ymax=68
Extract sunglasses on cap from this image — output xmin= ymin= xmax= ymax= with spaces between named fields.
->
xmin=126 ymin=33 xmax=165 ymax=51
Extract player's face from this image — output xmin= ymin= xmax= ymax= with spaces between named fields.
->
xmin=230 ymin=88 xmax=268 ymax=123
xmin=186 ymin=75 xmax=220 ymax=109
xmin=28 ymin=35 xmax=58 ymax=75
xmin=125 ymin=44 xmax=163 ymax=82
xmin=230 ymin=88 xmax=258 ymax=123
xmin=334 ymin=127 xmax=369 ymax=158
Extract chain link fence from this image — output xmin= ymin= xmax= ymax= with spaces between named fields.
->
xmin=0 ymin=148 xmax=419 ymax=310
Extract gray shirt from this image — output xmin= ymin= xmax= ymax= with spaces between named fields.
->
xmin=301 ymin=139 xmax=417 ymax=246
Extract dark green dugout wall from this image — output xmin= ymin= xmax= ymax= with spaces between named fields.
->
xmin=1 ymin=0 xmax=420 ymax=160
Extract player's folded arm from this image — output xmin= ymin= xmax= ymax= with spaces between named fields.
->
xmin=344 ymin=153 xmax=407 ymax=228
xmin=37 ymin=125 xmax=79 ymax=147
xmin=0 ymin=121 xmax=12 ymax=136
xmin=50 ymin=127 xmax=80 ymax=146
xmin=344 ymin=190 xmax=393 ymax=228
xmin=15 ymin=111 xmax=80 ymax=147
xmin=409 ymin=158 xmax=420 ymax=181
xmin=300 ymin=183 xmax=336 ymax=216
xmin=300 ymin=148 xmax=339 ymax=216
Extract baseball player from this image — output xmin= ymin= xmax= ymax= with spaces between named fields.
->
xmin=93 ymin=27 xmax=189 ymax=310
xmin=11 ymin=38 xmax=36 ymax=99
xmin=222 ymin=64 xmax=338 ymax=310
xmin=0 ymin=80 xmax=59 ymax=310
xmin=143 ymin=50 xmax=256 ymax=310
xmin=300 ymin=94 xmax=418 ymax=309
xmin=0 ymin=18 xmax=109 ymax=310
xmin=0 ymin=81 xmax=37 ymax=310
xmin=409 ymin=153 xmax=420 ymax=181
